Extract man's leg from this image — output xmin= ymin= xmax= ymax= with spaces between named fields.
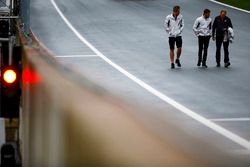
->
xmin=216 ymin=36 xmax=223 ymax=66
xmin=175 ymin=36 xmax=182 ymax=67
xmin=223 ymin=41 xmax=229 ymax=63
xmin=177 ymin=47 xmax=182 ymax=59
xmin=202 ymin=36 xmax=210 ymax=67
xmin=169 ymin=37 xmax=176 ymax=68
xmin=198 ymin=36 xmax=204 ymax=66
xmin=223 ymin=41 xmax=230 ymax=67
xmin=170 ymin=49 xmax=175 ymax=64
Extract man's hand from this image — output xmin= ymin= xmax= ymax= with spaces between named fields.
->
xmin=176 ymin=30 xmax=181 ymax=36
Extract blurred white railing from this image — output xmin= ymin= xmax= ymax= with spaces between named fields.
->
xmin=17 ymin=27 xmax=249 ymax=167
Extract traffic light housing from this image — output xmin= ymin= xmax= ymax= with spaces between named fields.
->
xmin=0 ymin=66 xmax=21 ymax=118
xmin=0 ymin=19 xmax=9 ymax=38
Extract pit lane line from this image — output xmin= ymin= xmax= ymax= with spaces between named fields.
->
xmin=55 ymin=55 xmax=98 ymax=58
xmin=210 ymin=118 xmax=250 ymax=122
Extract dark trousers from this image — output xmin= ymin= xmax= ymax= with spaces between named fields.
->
xmin=198 ymin=36 xmax=210 ymax=65
xmin=216 ymin=36 xmax=230 ymax=64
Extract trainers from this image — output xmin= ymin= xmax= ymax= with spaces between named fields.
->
xmin=175 ymin=59 xmax=181 ymax=67
xmin=202 ymin=64 xmax=208 ymax=68
xmin=197 ymin=62 xmax=201 ymax=67
xmin=225 ymin=62 xmax=231 ymax=68
xmin=171 ymin=63 xmax=175 ymax=69
xmin=216 ymin=63 xmax=221 ymax=67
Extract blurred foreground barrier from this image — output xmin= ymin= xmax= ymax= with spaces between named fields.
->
xmin=17 ymin=28 xmax=250 ymax=166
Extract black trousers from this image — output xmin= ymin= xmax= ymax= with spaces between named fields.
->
xmin=216 ymin=36 xmax=230 ymax=64
xmin=198 ymin=36 xmax=210 ymax=64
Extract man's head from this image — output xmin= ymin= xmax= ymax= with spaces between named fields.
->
xmin=173 ymin=6 xmax=180 ymax=17
xmin=203 ymin=9 xmax=211 ymax=19
xmin=220 ymin=10 xmax=227 ymax=19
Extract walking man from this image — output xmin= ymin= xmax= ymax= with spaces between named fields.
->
xmin=164 ymin=5 xmax=184 ymax=69
xmin=193 ymin=9 xmax=212 ymax=68
xmin=212 ymin=10 xmax=233 ymax=68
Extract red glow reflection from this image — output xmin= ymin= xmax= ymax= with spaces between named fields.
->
xmin=22 ymin=69 xmax=42 ymax=84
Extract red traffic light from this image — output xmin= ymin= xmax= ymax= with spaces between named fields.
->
xmin=2 ymin=68 xmax=17 ymax=84
xmin=0 ymin=66 xmax=21 ymax=118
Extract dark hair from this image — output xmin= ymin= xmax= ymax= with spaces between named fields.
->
xmin=220 ymin=10 xmax=227 ymax=14
xmin=173 ymin=6 xmax=180 ymax=12
xmin=203 ymin=9 xmax=210 ymax=14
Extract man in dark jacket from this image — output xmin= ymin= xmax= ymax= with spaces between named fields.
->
xmin=212 ymin=10 xmax=233 ymax=68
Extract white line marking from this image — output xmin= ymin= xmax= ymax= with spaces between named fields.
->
xmin=51 ymin=0 xmax=250 ymax=150
xmin=232 ymin=149 xmax=250 ymax=155
xmin=209 ymin=0 xmax=250 ymax=14
xmin=55 ymin=55 xmax=98 ymax=58
xmin=211 ymin=118 xmax=250 ymax=122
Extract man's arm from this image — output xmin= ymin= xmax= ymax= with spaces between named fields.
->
xmin=193 ymin=18 xmax=200 ymax=36
xmin=164 ymin=16 xmax=171 ymax=33
xmin=209 ymin=19 xmax=212 ymax=36
xmin=212 ymin=18 xmax=217 ymax=39
xmin=180 ymin=17 xmax=184 ymax=33
xmin=228 ymin=18 xmax=233 ymax=28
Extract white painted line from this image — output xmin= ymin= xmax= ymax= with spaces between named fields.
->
xmin=211 ymin=118 xmax=250 ymax=122
xmin=51 ymin=0 xmax=250 ymax=150
xmin=209 ymin=0 xmax=250 ymax=14
xmin=55 ymin=55 xmax=98 ymax=58
xmin=232 ymin=149 xmax=250 ymax=155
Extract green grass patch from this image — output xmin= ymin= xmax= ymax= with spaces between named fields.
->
xmin=216 ymin=0 xmax=250 ymax=11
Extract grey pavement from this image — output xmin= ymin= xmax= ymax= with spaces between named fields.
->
xmin=30 ymin=0 xmax=250 ymax=159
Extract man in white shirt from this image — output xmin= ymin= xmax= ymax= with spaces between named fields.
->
xmin=164 ymin=6 xmax=184 ymax=69
xmin=193 ymin=9 xmax=212 ymax=68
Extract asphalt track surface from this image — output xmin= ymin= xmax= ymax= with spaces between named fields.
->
xmin=31 ymin=0 xmax=250 ymax=158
